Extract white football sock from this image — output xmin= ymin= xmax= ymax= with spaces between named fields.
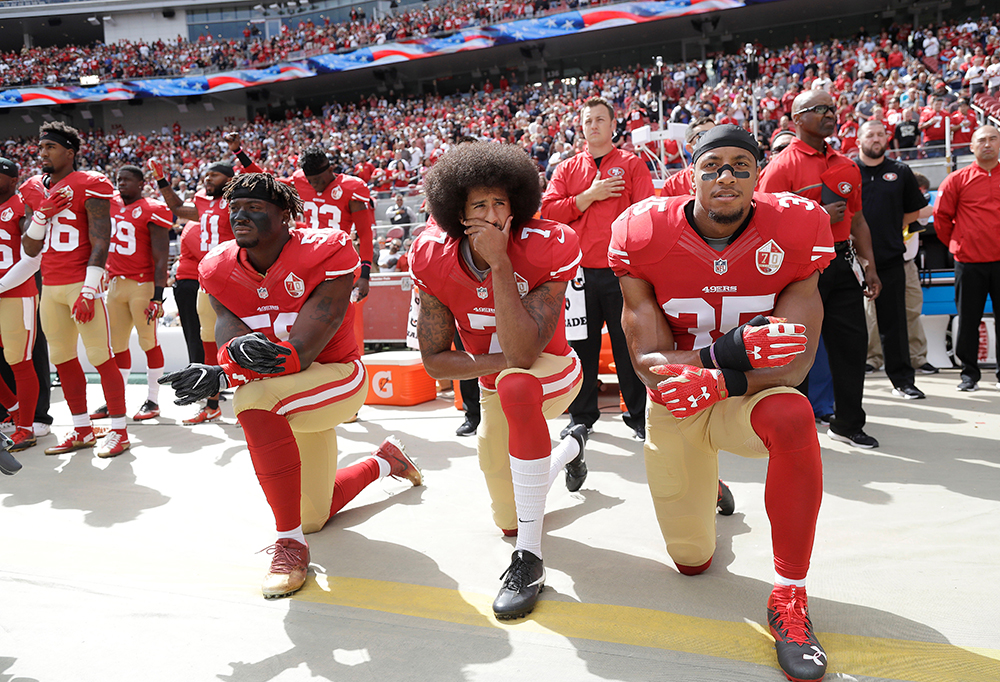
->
xmin=146 ymin=368 xmax=164 ymax=402
xmin=370 ymin=455 xmax=391 ymax=480
xmin=546 ymin=434 xmax=581 ymax=491
xmin=775 ymin=573 xmax=807 ymax=588
xmin=120 ymin=368 xmax=130 ymax=386
xmin=72 ymin=413 xmax=90 ymax=429
xmin=110 ymin=417 xmax=127 ymax=431
xmin=276 ymin=525 xmax=306 ymax=545
xmin=510 ymin=455 xmax=549 ymax=559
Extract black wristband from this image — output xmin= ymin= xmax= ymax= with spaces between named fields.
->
xmin=699 ymin=346 xmax=716 ymax=370
xmin=157 ymin=178 xmax=170 ymax=189
xmin=359 ymin=263 xmax=371 ymax=279
xmin=720 ymin=368 xmax=748 ymax=397
xmin=236 ymin=149 xmax=253 ymax=167
xmin=152 ymin=286 xmax=165 ymax=302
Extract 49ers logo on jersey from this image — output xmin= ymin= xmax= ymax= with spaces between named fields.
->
xmin=284 ymin=272 xmax=305 ymax=298
xmin=756 ymin=240 xmax=785 ymax=276
xmin=0 ymin=207 xmax=12 ymax=223
xmin=608 ymin=167 xmax=625 ymax=177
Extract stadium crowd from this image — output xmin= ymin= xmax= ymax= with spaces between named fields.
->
xmin=0 ymin=0 xmax=603 ymax=88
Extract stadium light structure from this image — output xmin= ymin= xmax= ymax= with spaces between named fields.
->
xmin=103 ymin=16 xmax=115 ymax=25
xmin=87 ymin=17 xmax=100 ymax=25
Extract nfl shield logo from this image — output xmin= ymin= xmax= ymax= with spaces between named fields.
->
xmin=756 ymin=240 xmax=785 ymax=275
xmin=257 ymin=286 xmax=269 ymax=299
xmin=477 ymin=287 xmax=488 ymax=299
xmin=284 ymin=272 xmax=305 ymax=298
xmin=714 ymin=259 xmax=728 ymax=275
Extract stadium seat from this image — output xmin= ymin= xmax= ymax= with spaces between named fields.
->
xmin=386 ymin=226 xmax=405 ymax=240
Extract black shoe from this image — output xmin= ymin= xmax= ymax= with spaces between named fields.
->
xmin=891 ymin=385 xmax=926 ymax=400
xmin=716 ymin=480 xmax=735 ymax=516
xmin=559 ymin=422 xmax=592 ymax=441
xmin=0 ymin=444 xmax=22 ymax=475
xmin=493 ymin=550 xmax=545 ymax=620
xmin=89 ymin=404 xmax=109 ymax=420
xmin=631 ymin=424 xmax=645 ymax=441
xmin=768 ymin=584 xmax=828 ymax=681
xmin=456 ymin=418 xmax=478 ymax=437
xmin=564 ymin=424 xmax=588 ymax=492
xmin=864 ymin=363 xmax=877 ymax=374
xmin=815 ymin=414 xmax=833 ymax=427
xmin=917 ymin=363 xmax=939 ymax=374
xmin=957 ymin=379 xmax=979 ymax=392
xmin=827 ymin=428 xmax=879 ymax=449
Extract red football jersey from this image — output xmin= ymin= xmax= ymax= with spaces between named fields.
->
xmin=174 ymin=221 xmax=200 ymax=281
xmin=410 ymin=218 xmax=581 ymax=390
xmin=199 ymin=227 xmax=361 ymax=366
xmin=289 ymin=170 xmax=371 ymax=232
xmin=0 ymin=193 xmax=37 ymax=298
xmin=19 ymin=170 xmax=114 ymax=285
xmin=609 ymin=193 xmax=835 ymax=406
xmin=108 ymin=196 xmax=173 ymax=281
xmin=193 ymin=191 xmax=235 ymax=262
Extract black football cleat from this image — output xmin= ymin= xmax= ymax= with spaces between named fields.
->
xmin=493 ymin=550 xmax=545 ymax=621
xmin=717 ymin=480 xmax=735 ymax=516
xmin=564 ymin=424 xmax=589 ymax=492
xmin=768 ymin=584 xmax=828 ymax=681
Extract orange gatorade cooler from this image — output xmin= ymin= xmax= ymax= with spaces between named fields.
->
xmin=362 ymin=350 xmax=437 ymax=406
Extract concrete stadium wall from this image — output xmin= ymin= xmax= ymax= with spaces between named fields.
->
xmin=102 ymin=10 xmax=189 ymax=46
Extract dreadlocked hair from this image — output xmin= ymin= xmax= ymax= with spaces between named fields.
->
xmin=223 ymin=173 xmax=304 ymax=220
xmin=423 ymin=142 xmax=542 ymax=241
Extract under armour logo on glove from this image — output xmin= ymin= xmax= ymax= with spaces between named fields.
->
xmin=70 ymin=286 xmax=98 ymax=324
xmin=701 ymin=314 xmax=807 ymax=371
xmin=652 ymin=364 xmax=730 ymax=419
xmin=144 ymin=299 xmax=164 ymax=324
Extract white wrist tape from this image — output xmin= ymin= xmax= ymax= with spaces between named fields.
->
xmin=84 ymin=266 xmax=104 ymax=291
xmin=26 ymin=213 xmax=48 ymax=241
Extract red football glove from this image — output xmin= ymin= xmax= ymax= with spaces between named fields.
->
xmin=71 ymin=286 xmax=98 ymax=324
xmin=148 ymin=157 xmax=165 ymax=181
xmin=740 ymin=316 xmax=807 ymax=368
xmin=36 ymin=189 xmax=72 ymax=222
xmin=652 ymin=364 xmax=730 ymax=419
xmin=144 ymin=299 xmax=164 ymax=324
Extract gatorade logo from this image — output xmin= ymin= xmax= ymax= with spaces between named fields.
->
xmin=373 ymin=370 xmax=393 ymax=398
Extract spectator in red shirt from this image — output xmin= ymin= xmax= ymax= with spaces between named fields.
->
xmin=918 ymin=95 xmax=948 ymax=157
xmin=950 ymin=98 xmax=977 ymax=154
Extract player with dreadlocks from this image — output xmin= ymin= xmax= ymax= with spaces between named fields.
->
xmin=159 ymin=173 xmax=422 ymax=599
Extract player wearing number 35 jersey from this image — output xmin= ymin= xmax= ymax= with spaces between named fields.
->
xmin=19 ymin=121 xmax=131 ymax=458
xmin=613 ymin=125 xmax=835 ymax=682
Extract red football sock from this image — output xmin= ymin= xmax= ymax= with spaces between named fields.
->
xmin=12 ymin=361 xmax=39 ymax=430
xmin=0 ymin=378 xmax=15 ymax=411
xmin=114 ymin=348 xmax=131 ymax=370
xmin=495 ymin=372 xmax=548 ymax=461
xmin=329 ymin=457 xmax=381 ymax=516
xmin=145 ymin=345 xmax=164 ymax=369
xmin=751 ymin=392 xmax=823 ymax=582
xmin=95 ymin=358 xmax=127 ymax=416
xmin=55 ymin=359 xmax=89 ymax=417
xmin=240 ymin=409 xmax=301 ymax=532
xmin=204 ymin=341 xmax=218 ymax=365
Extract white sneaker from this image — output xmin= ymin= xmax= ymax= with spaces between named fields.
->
xmin=33 ymin=422 xmax=51 ymax=437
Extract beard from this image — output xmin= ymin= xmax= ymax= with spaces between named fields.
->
xmin=41 ymin=162 xmax=54 ymax=174
xmin=707 ymin=207 xmax=746 ymax=225
xmin=861 ymin=142 xmax=885 ymax=158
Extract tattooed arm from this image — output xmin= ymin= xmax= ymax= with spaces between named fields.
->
xmin=210 ymin=274 xmax=353 ymax=371
xmin=85 ymin=197 xmax=112 ymax=268
xmin=416 ymin=290 xmax=508 ymax=380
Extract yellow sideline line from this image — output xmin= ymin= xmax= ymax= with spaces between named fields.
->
xmin=295 ymin=576 xmax=1000 ymax=682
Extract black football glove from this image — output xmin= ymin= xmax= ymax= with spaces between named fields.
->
xmin=158 ymin=364 xmax=229 ymax=405
xmin=225 ymin=332 xmax=293 ymax=375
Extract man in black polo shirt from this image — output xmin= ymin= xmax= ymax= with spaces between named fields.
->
xmin=856 ymin=120 xmax=929 ymax=399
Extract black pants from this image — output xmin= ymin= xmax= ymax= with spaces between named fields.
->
xmin=954 ymin=260 xmax=1000 ymax=383
xmin=454 ymin=332 xmax=480 ymax=425
xmin=174 ymin=279 xmax=204 ymax=365
xmin=567 ymin=267 xmax=646 ymax=431
xmin=873 ymin=262 xmax=915 ymax=389
xmin=818 ymin=250 xmax=868 ymax=436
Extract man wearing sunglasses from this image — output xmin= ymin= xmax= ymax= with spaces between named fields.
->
xmin=759 ymin=90 xmax=883 ymax=449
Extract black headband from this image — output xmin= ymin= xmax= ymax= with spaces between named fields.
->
xmin=205 ymin=162 xmax=235 ymax=178
xmin=300 ymin=154 xmax=331 ymax=176
xmin=39 ymin=130 xmax=79 ymax=152
xmin=0 ymin=157 xmax=17 ymax=179
xmin=691 ymin=124 xmax=762 ymax=166
xmin=228 ymin=184 xmax=282 ymax=206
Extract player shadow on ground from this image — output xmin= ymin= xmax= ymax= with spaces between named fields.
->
xmin=524 ymin=519 xmax=1000 ymax=682
xmin=215 ymin=531 xmax=511 ymax=682
xmin=0 ymin=449 xmax=169 ymax=527
xmin=0 ymin=656 xmax=39 ymax=682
